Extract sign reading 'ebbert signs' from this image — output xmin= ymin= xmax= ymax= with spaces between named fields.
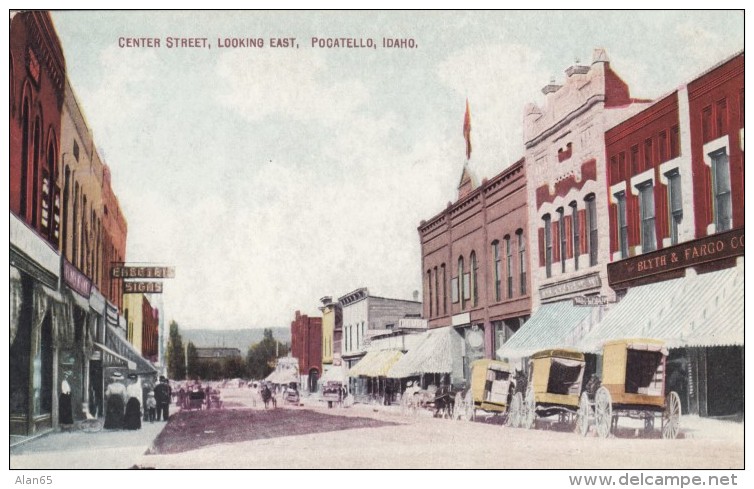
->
xmin=111 ymin=265 xmax=175 ymax=279
xmin=123 ymin=281 xmax=164 ymax=294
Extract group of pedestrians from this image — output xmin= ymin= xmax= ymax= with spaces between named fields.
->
xmin=103 ymin=373 xmax=172 ymax=430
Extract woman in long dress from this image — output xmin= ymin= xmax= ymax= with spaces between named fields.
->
xmin=59 ymin=371 xmax=74 ymax=426
xmin=104 ymin=372 xmax=127 ymax=429
xmin=124 ymin=374 xmax=143 ymax=430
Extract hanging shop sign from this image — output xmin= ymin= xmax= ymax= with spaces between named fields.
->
xmin=572 ymin=295 xmax=611 ymax=306
xmin=62 ymin=258 xmax=92 ymax=298
xmin=111 ymin=265 xmax=175 ymax=279
xmin=123 ymin=281 xmax=164 ymax=294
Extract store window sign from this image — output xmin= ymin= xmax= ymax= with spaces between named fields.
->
xmin=63 ymin=259 xmax=92 ymax=298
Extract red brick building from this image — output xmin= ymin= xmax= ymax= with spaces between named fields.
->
xmin=602 ymin=53 xmax=744 ymax=418
xmin=419 ymin=158 xmax=531 ymax=379
xmin=142 ymin=299 xmax=160 ymax=362
xmin=290 ymin=311 xmax=323 ymax=392
xmin=9 ymin=11 xmax=66 ymax=436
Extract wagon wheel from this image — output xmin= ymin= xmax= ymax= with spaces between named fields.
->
xmin=576 ymin=391 xmax=590 ymax=437
xmin=594 ymin=386 xmax=613 ymax=439
xmin=507 ymin=392 xmax=523 ymax=428
xmin=662 ymin=391 xmax=681 ymax=440
xmin=521 ymin=387 xmax=536 ymax=430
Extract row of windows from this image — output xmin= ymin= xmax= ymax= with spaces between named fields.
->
xmin=542 ymin=194 xmax=598 ymax=278
xmin=426 ymin=230 xmax=528 ymax=318
xmin=700 ymin=93 xmax=743 ymax=144
xmin=344 ymin=322 xmax=366 ymax=353
xmin=610 ymin=125 xmax=680 ymax=184
xmin=613 ymin=150 xmax=732 ymax=257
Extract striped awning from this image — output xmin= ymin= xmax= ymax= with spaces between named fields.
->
xmin=579 ymin=262 xmax=744 ymax=352
xmin=387 ymin=327 xmax=463 ymax=379
xmin=497 ymin=301 xmax=602 ymax=359
xmin=348 ymin=350 xmax=403 ymax=377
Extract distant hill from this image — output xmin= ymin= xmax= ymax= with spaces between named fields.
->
xmin=179 ymin=327 xmax=291 ymax=351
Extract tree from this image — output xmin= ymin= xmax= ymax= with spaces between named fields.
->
xmin=167 ymin=320 xmax=186 ymax=380
xmin=186 ymin=341 xmax=198 ymax=380
xmin=246 ymin=328 xmax=289 ymax=379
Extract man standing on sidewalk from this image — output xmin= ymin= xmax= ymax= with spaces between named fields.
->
xmin=154 ymin=376 xmax=172 ymax=421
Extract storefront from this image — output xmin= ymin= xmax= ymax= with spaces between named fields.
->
xmin=388 ymin=326 xmax=465 ymax=389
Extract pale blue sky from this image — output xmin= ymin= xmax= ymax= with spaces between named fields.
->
xmin=48 ymin=10 xmax=743 ymax=330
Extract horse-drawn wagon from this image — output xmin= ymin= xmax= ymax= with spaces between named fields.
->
xmin=510 ymin=348 xmax=586 ymax=429
xmin=453 ymin=359 xmax=517 ymax=422
xmin=577 ymin=338 xmax=681 ymax=439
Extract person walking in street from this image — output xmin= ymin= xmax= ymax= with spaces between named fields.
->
xmin=124 ymin=374 xmax=143 ymax=430
xmin=104 ymin=372 xmax=127 ymax=430
xmin=154 ymin=376 xmax=172 ymax=421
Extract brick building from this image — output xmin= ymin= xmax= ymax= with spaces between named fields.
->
xmin=419 ymin=158 xmax=531 ymax=380
xmin=500 ymin=49 xmax=653 ymax=360
xmin=290 ymin=311 xmax=323 ymax=392
xmin=597 ymin=53 xmax=744 ymax=418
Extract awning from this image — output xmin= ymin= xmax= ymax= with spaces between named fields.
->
xmin=387 ymin=327 xmax=463 ymax=379
xmin=265 ymin=368 xmax=299 ymax=385
xmin=497 ymin=301 xmax=602 ymax=359
xmin=579 ymin=263 xmax=744 ymax=352
xmin=104 ymin=325 xmax=158 ymax=374
xmin=348 ymin=350 xmax=403 ymax=377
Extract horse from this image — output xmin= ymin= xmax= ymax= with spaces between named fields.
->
xmin=261 ymin=385 xmax=276 ymax=409
xmin=433 ymin=385 xmax=455 ymax=419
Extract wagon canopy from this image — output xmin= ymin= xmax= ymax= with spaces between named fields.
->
xmin=578 ymin=263 xmax=743 ymax=352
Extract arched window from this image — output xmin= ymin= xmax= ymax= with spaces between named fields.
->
xmin=20 ymin=96 xmax=30 ymax=218
xmin=63 ymin=166 xmax=70 ymax=257
xmin=73 ymin=181 xmax=79 ymax=266
xmin=558 ymin=207 xmax=566 ymax=273
xmin=505 ymin=236 xmax=513 ymax=298
xmin=434 ymin=266 xmax=439 ymax=315
xmin=427 ymin=269 xmax=433 ymax=317
xmin=585 ymin=194 xmax=598 ymax=266
xmin=492 ymin=240 xmax=501 ymax=302
xmin=441 ymin=264 xmax=447 ymax=314
xmin=570 ymin=201 xmax=579 ymax=270
xmin=543 ymin=214 xmax=553 ymax=278
xmin=31 ymin=115 xmax=41 ymax=227
xmin=470 ymin=251 xmax=478 ymax=307
xmin=517 ymin=229 xmax=526 ymax=295
xmin=458 ymin=256 xmax=465 ymax=309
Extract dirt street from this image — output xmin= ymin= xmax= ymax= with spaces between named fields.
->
xmin=133 ymin=387 xmax=744 ymax=469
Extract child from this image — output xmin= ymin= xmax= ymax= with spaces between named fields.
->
xmin=146 ymin=391 xmax=157 ymax=422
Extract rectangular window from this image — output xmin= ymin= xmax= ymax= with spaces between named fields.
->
xmin=658 ymin=131 xmax=668 ymax=162
xmin=571 ymin=203 xmax=579 ymax=270
xmin=558 ymin=209 xmax=566 ymax=273
xmin=451 ymin=277 xmax=459 ymax=303
xmin=615 ymin=192 xmax=629 ymax=257
xmin=463 ymin=273 xmax=471 ymax=301
xmin=586 ymin=196 xmax=598 ymax=266
xmin=544 ymin=215 xmax=553 ymax=278
xmin=639 ymin=182 xmax=657 ymax=253
xmin=670 ymin=125 xmax=680 ymax=158
xmin=506 ymin=237 xmax=513 ymax=299
xmin=711 ymin=150 xmax=732 ymax=232
xmin=667 ymin=171 xmax=683 ymax=245
xmin=518 ymin=232 xmax=526 ymax=295
xmin=618 ymin=152 xmax=626 ymax=181
xmin=493 ymin=242 xmax=501 ymax=302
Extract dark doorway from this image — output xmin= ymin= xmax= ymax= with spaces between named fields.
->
xmin=308 ymin=369 xmax=319 ymax=393
xmin=705 ymin=346 xmax=743 ymax=417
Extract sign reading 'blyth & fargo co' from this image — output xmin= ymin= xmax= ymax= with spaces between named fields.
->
xmin=123 ymin=281 xmax=164 ymax=294
xmin=608 ymin=227 xmax=744 ymax=287
xmin=111 ymin=265 xmax=175 ymax=279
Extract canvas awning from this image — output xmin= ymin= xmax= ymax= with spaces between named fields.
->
xmin=348 ymin=350 xmax=403 ymax=377
xmin=265 ymin=368 xmax=299 ymax=385
xmin=497 ymin=301 xmax=602 ymax=359
xmin=579 ymin=262 xmax=744 ymax=352
xmin=320 ymin=365 xmax=348 ymax=383
xmin=387 ymin=327 xmax=463 ymax=379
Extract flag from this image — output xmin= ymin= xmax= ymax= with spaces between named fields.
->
xmin=463 ymin=99 xmax=472 ymax=160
